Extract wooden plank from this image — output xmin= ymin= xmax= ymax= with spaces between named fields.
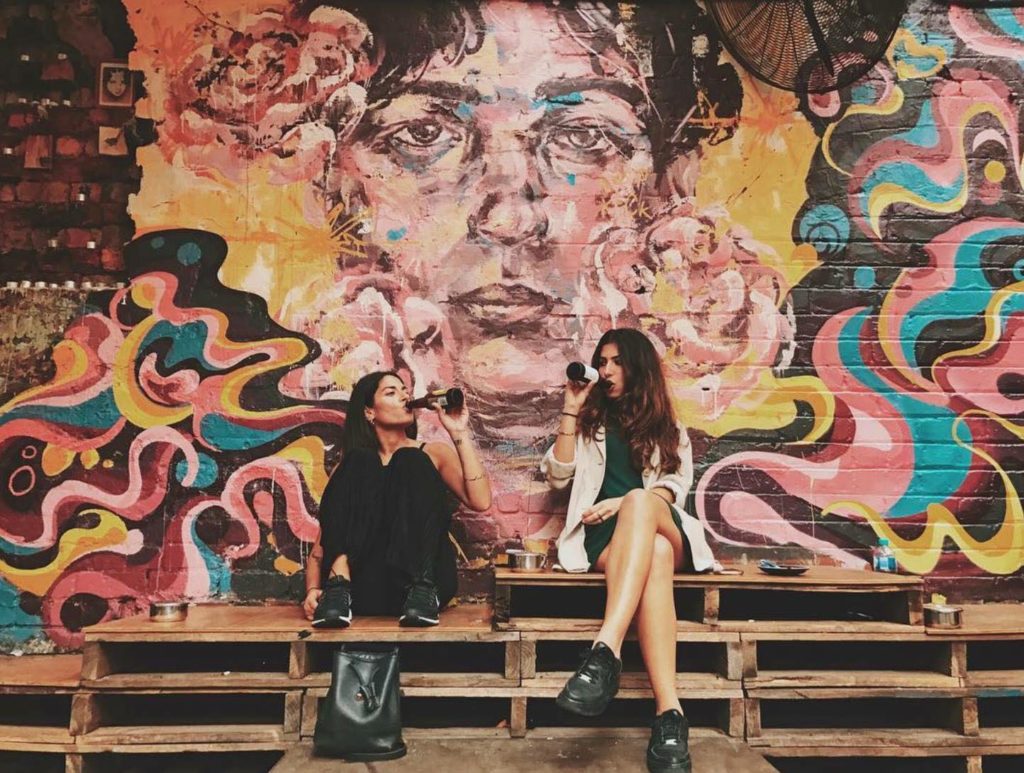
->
xmin=718 ymin=640 xmax=744 ymax=681
xmin=754 ymin=741 xmax=1008 ymax=757
xmin=741 ymin=630 xmax=937 ymax=642
xmin=77 ymin=724 xmax=290 ymax=745
xmin=85 ymin=603 xmax=502 ymax=641
xmin=749 ymin=728 xmax=1024 ymax=750
xmin=73 ymin=738 xmax=296 ymax=753
xmin=907 ymin=588 xmax=924 ymax=626
xmin=283 ymin=691 xmax=302 ymax=737
xmin=966 ymin=669 xmax=1024 ymax=688
xmin=504 ymin=640 xmax=521 ymax=682
xmin=65 ymin=754 xmax=85 ymax=773
xmin=404 ymin=728 xmax=511 ymax=740
xmin=521 ymin=726 xmax=729 ymax=740
xmin=924 ymin=605 xmax=1024 ymax=638
xmin=724 ymin=698 xmax=745 ymax=737
xmin=741 ymin=639 xmax=758 ymax=680
xmin=301 ymin=693 xmax=317 ymax=737
xmin=746 ymin=686 xmax=972 ymax=699
xmin=83 ymin=672 xmax=299 ymax=690
xmin=703 ymin=587 xmax=720 ymax=624
xmin=300 ymin=672 xmax=515 ymax=690
xmin=0 ymin=724 xmax=74 ymax=744
xmin=511 ymin=620 xmax=735 ymax=640
xmin=945 ymin=642 xmax=968 ymax=679
xmin=966 ymin=756 xmax=982 ymax=773
xmin=510 ymin=697 xmax=526 ymax=739
xmin=744 ymin=698 xmax=762 ymax=737
xmin=959 ymin=696 xmax=980 ymax=737
xmin=520 ymin=674 xmax=740 ymax=699
xmin=520 ymin=641 xmax=536 ymax=680
xmin=494 ymin=565 xmax=923 ymax=588
xmin=288 ymin=641 xmax=308 ymax=679
xmin=0 ymin=740 xmax=78 ymax=753
xmin=722 ymin=620 xmax=924 ymax=635
xmin=70 ymin=693 xmax=101 ymax=736
xmin=0 ymin=654 xmax=81 ymax=688
xmin=747 ymin=670 xmax=963 ymax=690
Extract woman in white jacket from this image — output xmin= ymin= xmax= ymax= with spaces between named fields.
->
xmin=541 ymin=328 xmax=714 ymax=773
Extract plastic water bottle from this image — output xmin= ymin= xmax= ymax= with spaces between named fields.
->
xmin=872 ymin=538 xmax=897 ymax=573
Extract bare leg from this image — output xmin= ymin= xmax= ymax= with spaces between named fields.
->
xmin=593 ymin=489 xmax=684 ymax=657
xmin=635 ymin=534 xmax=685 ymax=714
xmin=327 ymin=554 xmax=351 ymax=581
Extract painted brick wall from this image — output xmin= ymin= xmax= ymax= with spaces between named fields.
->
xmin=1 ymin=0 xmax=1023 ymax=651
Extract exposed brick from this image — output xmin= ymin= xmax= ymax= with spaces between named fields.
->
xmin=62 ymin=227 xmax=93 ymax=249
xmin=14 ymin=181 xmax=44 ymax=202
xmin=55 ymin=136 xmax=84 ymax=158
xmin=99 ymin=247 xmax=122 ymax=271
xmin=42 ymin=182 xmax=69 ymax=203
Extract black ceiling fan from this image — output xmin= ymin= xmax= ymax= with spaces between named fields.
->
xmin=708 ymin=0 xmax=910 ymax=94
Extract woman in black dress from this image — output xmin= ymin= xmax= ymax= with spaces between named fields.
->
xmin=303 ymin=371 xmax=491 ymax=627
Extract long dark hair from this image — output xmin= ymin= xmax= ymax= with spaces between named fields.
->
xmin=579 ymin=328 xmax=681 ymax=474
xmin=341 ymin=370 xmax=417 ymax=454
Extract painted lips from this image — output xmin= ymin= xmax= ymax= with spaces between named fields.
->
xmin=448 ymin=283 xmax=558 ymax=332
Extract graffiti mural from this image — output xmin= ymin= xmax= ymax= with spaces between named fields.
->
xmin=1 ymin=0 xmax=1023 ymax=649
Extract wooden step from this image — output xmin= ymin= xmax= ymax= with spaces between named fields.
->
xmin=494 ymin=566 xmax=924 ymax=628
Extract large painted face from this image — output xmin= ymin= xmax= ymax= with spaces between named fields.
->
xmin=336 ymin=2 xmax=653 ymax=438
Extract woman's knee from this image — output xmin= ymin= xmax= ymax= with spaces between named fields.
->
xmin=619 ymin=489 xmax=661 ymax=523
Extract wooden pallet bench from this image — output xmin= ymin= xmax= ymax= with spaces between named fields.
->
xmin=493 ymin=565 xmax=925 ymax=630
xmin=0 ymin=655 xmax=80 ymax=754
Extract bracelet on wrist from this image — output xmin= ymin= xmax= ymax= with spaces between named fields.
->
xmin=557 ymin=430 xmax=576 ymax=437
xmin=561 ymin=411 xmax=578 ymax=418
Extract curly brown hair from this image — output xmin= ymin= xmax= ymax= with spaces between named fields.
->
xmin=578 ymin=328 xmax=681 ymax=474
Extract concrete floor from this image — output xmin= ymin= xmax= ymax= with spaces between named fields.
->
xmin=272 ymin=737 xmax=778 ymax=772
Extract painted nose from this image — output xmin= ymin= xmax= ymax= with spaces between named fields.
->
xmin=468 ymin=133 xmax=548 ymax=247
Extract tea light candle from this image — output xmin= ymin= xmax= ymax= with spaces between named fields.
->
xmin=17 ymin=97 xmax=27 ymax=104
xmin=19 ymin=280 xmax=31 ymax=289
xmin=5 ymin=281 xmax=17 ymax=289
xmin=47 ymin=238 xmax=59 ymax=248
xmin=86 ymin=240 xmax=97 ymax=249
xmin=2 ymin=147 xmax=13 ymax=156
xmin=63 ymin=280 xmax=76 ymax=289
xmin=82 ymin=281 xmax=94 ymax=289
xmin=33 ymin=281 xmax=46 ymax=289
xmin=76 ymin=191 xmax=87 ymax=202
xmin=19 ymin=54 xmax=29 ymax=62
xmin=61 ymin=99 xmax=72 ymax=107
xmin=57 ymin=53 xmax=68 ymax=61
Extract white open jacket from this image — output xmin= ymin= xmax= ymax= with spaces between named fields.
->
xmin=541 ymin=424 xmax=715 ymax=574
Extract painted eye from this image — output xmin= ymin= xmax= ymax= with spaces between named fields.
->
xmin=390 ymin=121 xmax=455 ymax=148
xmin=545 ymin=124 xmax=620 ymax=161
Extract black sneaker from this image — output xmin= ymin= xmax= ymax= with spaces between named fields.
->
xmin=312 ymin=576 xmax=352 ymax=628
xmin=399 ymin=580 xmax=440 ymax=627
xmin=555 ymin=641 xmax=621 ymax=716
xmin=647 ymin=709 xmax=692 ymax=773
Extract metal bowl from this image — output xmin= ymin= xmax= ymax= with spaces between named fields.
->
xmin=506 ymin=550 xmax=547 ymax=573
xmin=923 ymin=603 xmax=962 ymax=629
xmin=149 ymin=601 xmax=189 ymax=623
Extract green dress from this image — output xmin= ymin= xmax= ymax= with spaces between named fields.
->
xmin=583 ymin=422 xmax=686 ymax=569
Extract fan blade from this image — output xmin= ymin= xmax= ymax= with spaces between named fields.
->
xmin=803 ymin=0 xmax=836 ymax=76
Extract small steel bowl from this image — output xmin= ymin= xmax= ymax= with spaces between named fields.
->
xmin=923 ymin=603 xmax=962 ymax=629
xmin=149 ymin=601 xmax=189 ymax=623
xmin=507 ymin=550 xmax=547 ymax=573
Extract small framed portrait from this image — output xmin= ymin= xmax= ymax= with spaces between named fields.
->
xmin=97 ymin=63 xmax=132 ymax=107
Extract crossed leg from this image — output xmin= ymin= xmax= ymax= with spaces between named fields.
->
xmin=593 ymin=489 xmax=686 ymax=714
